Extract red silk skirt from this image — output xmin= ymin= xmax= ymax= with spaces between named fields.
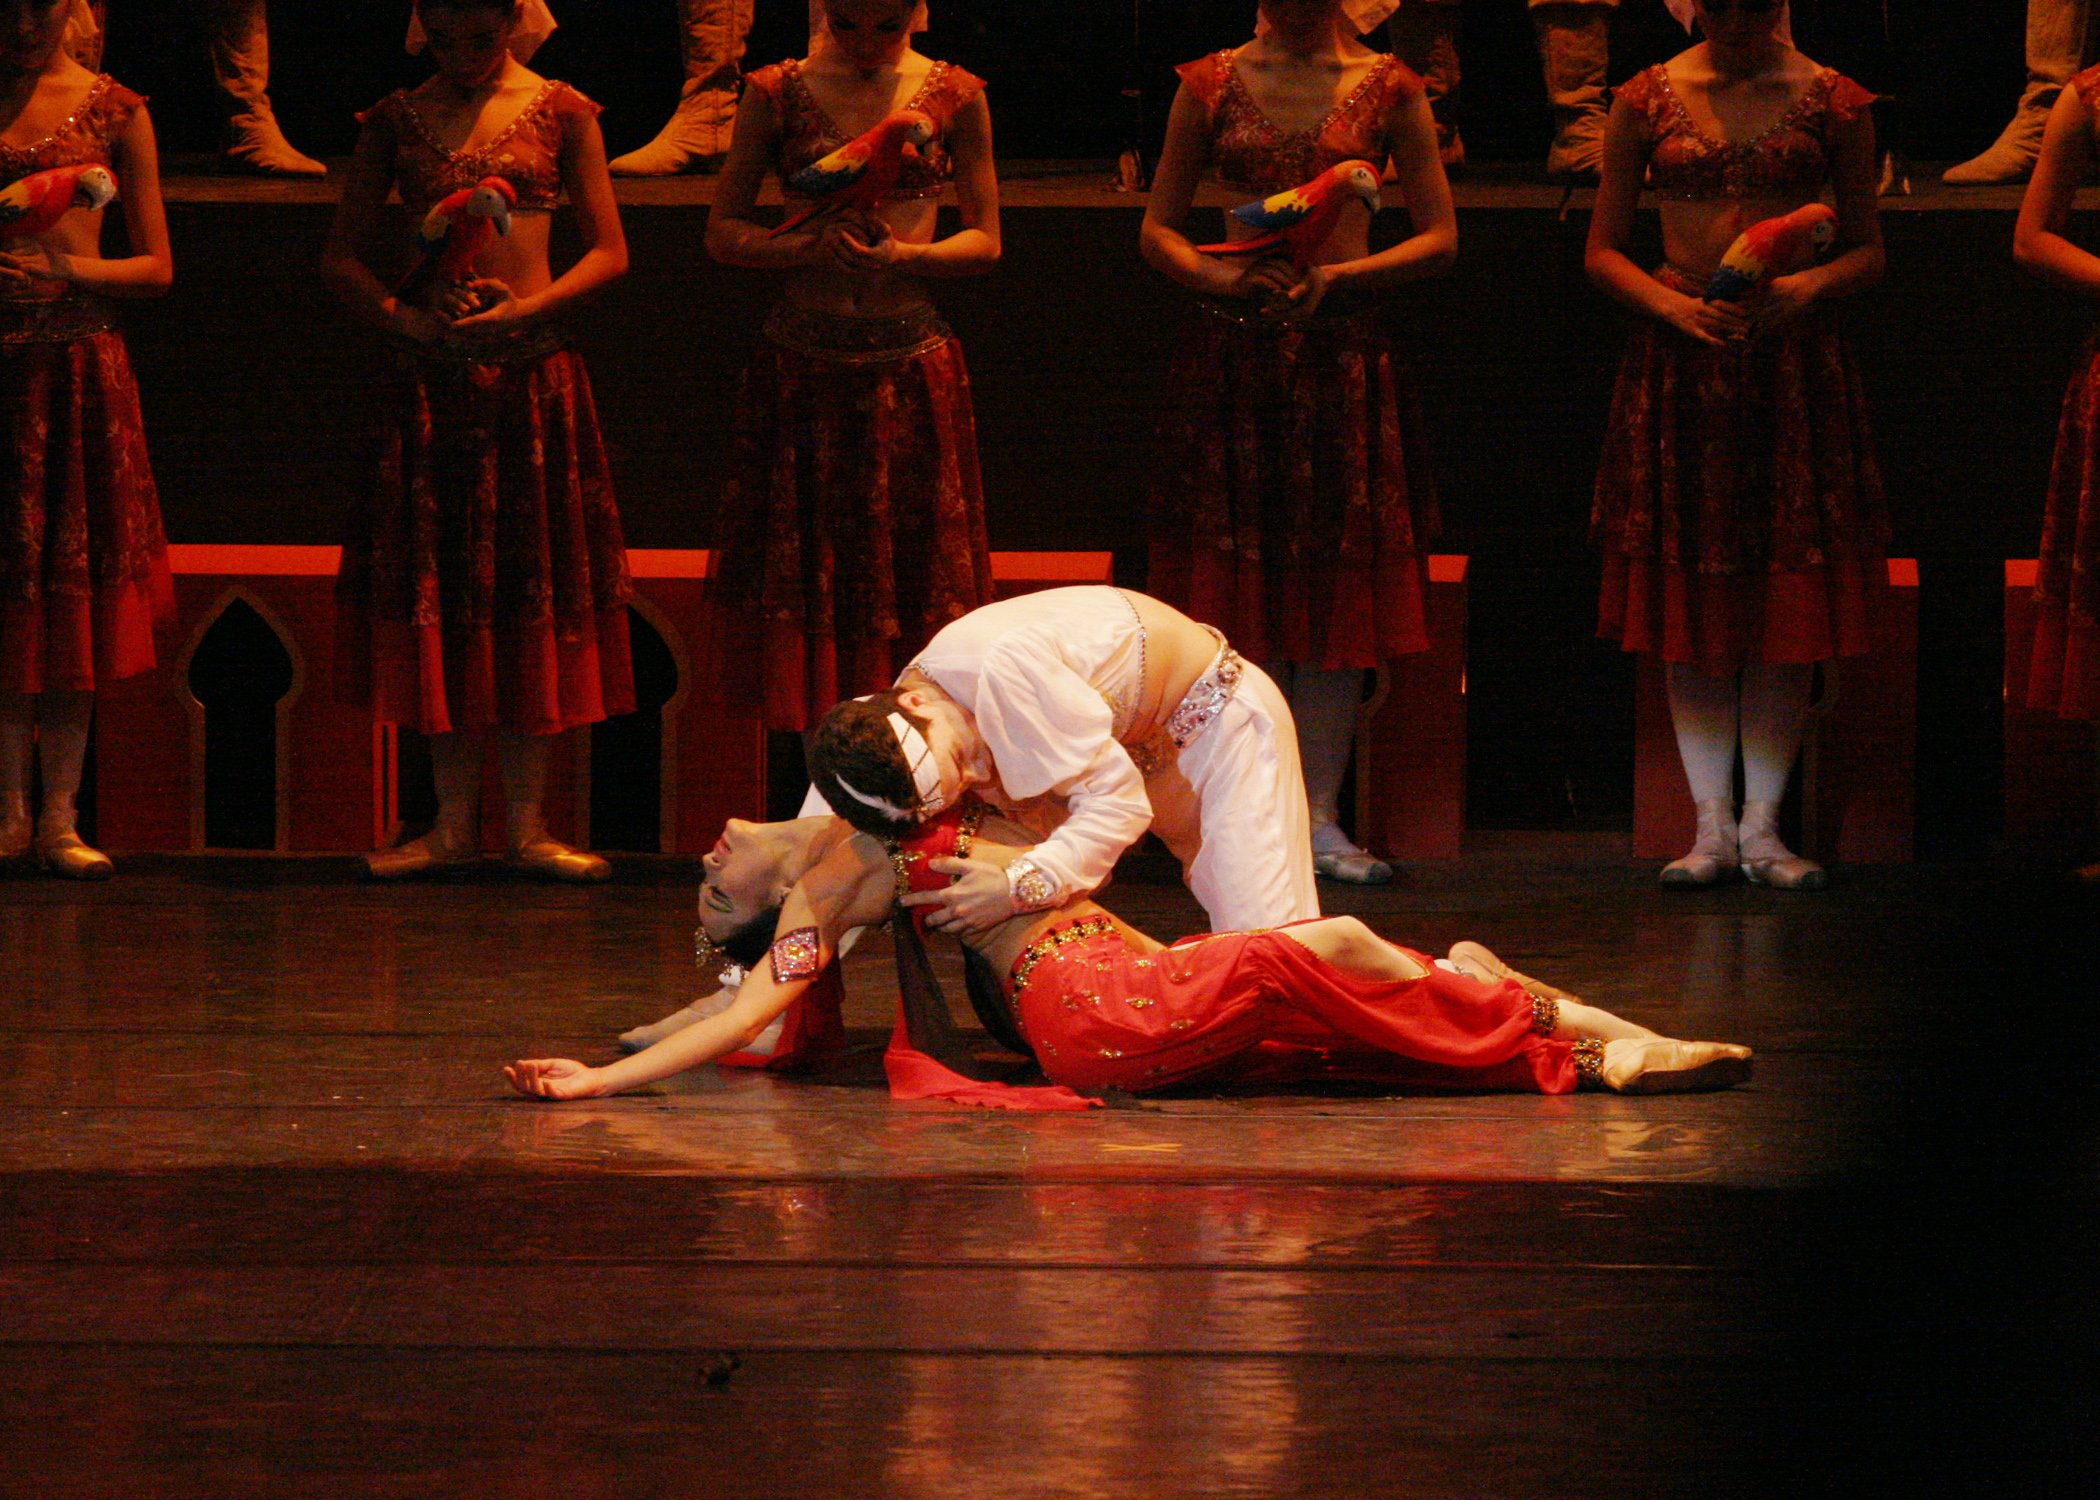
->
xmin=1591 ymin=272 xmax=1889 ymax=672
xmin=1010 ymin=923 xmax=1576 ymax=1097
xmin=711 ymin=306 xmax=993 ymax=731
xmin=2029 ymin=330 xmax=2100 ymax=720
xmin=336 ymin=342 xmax=634 ymax=739
xmin=0 ymin=322 xmax=172 ymax=696
xmin=1148 ymin=302 xmax=1437 ymax=670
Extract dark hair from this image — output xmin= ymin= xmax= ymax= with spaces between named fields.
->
xmin=420 ymin=0 xmax=520 ymax=18
xmin=720 ymin=905 xmax=782 ymax=970
xmin=806 ymin=690 xmax=930 ymax=839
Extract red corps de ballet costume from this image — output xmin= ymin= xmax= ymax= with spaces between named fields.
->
xmin=1149 ymin=49 xmax=1438 ymax=670
xmin=335 ymin=80 xmax=634 ymax=738
xmin=711 ymin=57 xmax=994 ymax=731
xmin=0 ymin=76 xmax=172 ymax=698
xmin=2028 ymin=64 xmax=2100 ymax=722
xmin=746 ymin=806 xmax=1580 ymax=1111
xmin=1593 ymin=65 xmax=1888 ymax=671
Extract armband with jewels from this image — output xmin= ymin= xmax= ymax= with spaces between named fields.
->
xmin=1005 ymin=858 xmax=1060 ymax=914
xmin=769 ymin=926 xmax=822 ymax=983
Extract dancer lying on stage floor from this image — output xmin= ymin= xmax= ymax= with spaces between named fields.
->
xmin=506 ymin=804 xmax=1752 ymax=1106
xmin=805 ymin=586 xmax=1319 ymax=938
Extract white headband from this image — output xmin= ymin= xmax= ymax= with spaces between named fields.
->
xmin=408 ymin=0 xmax=560 ymax=64
xmin=1254 ymin=0 xmax=1402 ymax=39
xmin=1665 ymin=1 xmax=1794 ymax=42
xmin=829 ymin=702 xmax=951 ymax=823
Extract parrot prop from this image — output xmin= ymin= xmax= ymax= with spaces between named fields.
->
xmin=396 ymin=175 xmax=518 ymax=303
xmin=0 ymin=164 xmax=118 ymax=243
xmin=1194 ymin=159 xmax=1383 ymax=272
xmin=1704 ymin=202 xmax=1839 ymax=304
xmin=768 ymin=109 xmax=938 ymax=238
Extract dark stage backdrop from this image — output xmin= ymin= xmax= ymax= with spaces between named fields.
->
xmin=104 ymin=2 xmax=2021 ymax=168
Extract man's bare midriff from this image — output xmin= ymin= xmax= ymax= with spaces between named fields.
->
xmin=1121 ymin=590 xmax=1226 ymax=733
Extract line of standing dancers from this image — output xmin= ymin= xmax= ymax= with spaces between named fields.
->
xmin=2 ymin=2 xmax=2095 ymax=1098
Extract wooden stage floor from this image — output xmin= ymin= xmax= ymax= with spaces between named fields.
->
xmin=3 ymin=838 xmax=2095 ymax=1498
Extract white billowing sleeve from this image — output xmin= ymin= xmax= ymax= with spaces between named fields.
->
xmin=797 ymin=783 xmax=834 ymax=818
xmin=969 ymin=638 xmax=1153 ymax=899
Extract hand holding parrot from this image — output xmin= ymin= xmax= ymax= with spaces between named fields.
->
xmin=770 ymin=109 xmax=938 ymax=240
xmin=1195 ymin=159 xmax=1384 ymax=274
xmin=0 ymin=165 xmax=119 ymax=295
xmin=396 ymin=175 xmax=519 ymax=313
xmin=1704 ymin=203 xmax=1839 ymax=304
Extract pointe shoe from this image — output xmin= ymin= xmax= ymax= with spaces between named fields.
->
xmin=365 ymin=826 xmax=478 ymax=880
xmin=37 ymin=828 xmax=113 ymax=881
xmin=1312 ymin=827 xmax=1394 ymax=885
xmin=1736 ymin=799 xmax=1827 ymax=891
xmin=1597 ymin=1037 xmax=1754 ymax=1095
xmin=508 ymin=837 xmax=612 ymax=884
xmin=1660 ymin=798 xmax=1739 ymax=888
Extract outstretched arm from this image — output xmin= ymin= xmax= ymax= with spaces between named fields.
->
xmin=507 ymin=837 xmax=895 ymax=1099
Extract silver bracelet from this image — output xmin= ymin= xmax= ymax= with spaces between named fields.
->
xmin=1005 ymin=857 xmax=1059 ymax=914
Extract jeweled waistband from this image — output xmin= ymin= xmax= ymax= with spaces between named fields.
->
xmin=1196 ymin=293 xmax=1381 ymax=333
xmin=764 ymin=303 xmax=952 ymax=363
xmin=0 ymin=296 xmax=115 ymax=346
xmin=1124 ymin=629 xmax=1245 ymax=777
xmin=390 ymin=323 xmax=569 ymax=369
xmin=1009 ymin=916 xmax=1119 ymax=996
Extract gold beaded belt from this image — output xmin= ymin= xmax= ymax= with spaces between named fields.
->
xmin=1195 ymin=294 xmax=1379 ymax=333
xmin=764 ymin=303 xmax=952 ymax=364
xmin=1008 ymin=916 xmax=1119 ymax=998
xmin=393 ymin=322 xmax=568 ymax=369
xmin=1124 ymin=630 xmax=1245 ymax=778
xmin=0 ymin=296 xmax=115 ymax=346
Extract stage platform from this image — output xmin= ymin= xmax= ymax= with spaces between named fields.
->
xmin=4 ymin=839 xmax=2094 ymax=1497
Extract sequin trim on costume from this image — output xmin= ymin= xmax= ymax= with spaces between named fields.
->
xmin=0 ymin=295 xmax=115 ymax=345
xmin=1572 ymin=1037 xmax=1606 ymax=1087
xmin=1009 ymin=916 xmax=1119 ymax=996
xmin=763 ymin=303 xmax=953 ymax=364
xmin=1530 ymin=994 xmax=1560 ymax=1038
xmin=770 ymin=926 xmax=822 ymax=983
xmin=1121 ymin=628 xmax=1245 ymax=777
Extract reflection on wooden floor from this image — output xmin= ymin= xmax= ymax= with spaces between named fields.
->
xmin=3 ymin=835 xmax=2094 ymax=1497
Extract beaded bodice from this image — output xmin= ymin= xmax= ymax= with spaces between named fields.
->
xmin=886 ymin=803 xmax=985 ymax=926
xmin=357 ymin=79 xmax=600 ymax=217
xmin=0 ymin=75 xmax=143 ymax=185
xmin=1176 ymin=49 xmax=1419 ymax=194
xmin=1618 ymin=64 xmax=1875 ymax=204
xmin=2073 ymin=62 xmax=2100 ymax=116
xmin=746 ymin=58 xmax=985 ymax=201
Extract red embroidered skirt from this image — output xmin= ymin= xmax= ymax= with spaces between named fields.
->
xmin=1148 ymin=301 xmax=1438 ymax=670
xmin=335 ymin=339 xmax=634 ymax=738
xmin=1010 ymin=922 xmax=1576 ymax=1097
xmin=2029 ymin=330 xmax=2100 ymax=721
xmin=0 ymin=310 xmax=172 ymax=696
xmin=711 ymin=304 xmax=993 ymax=731
xmin=1591 ymin=274 xmax=1889 ymax=672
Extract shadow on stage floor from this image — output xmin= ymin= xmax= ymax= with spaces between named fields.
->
xmin=2 ymin=837 xmax=2094 ymax=1498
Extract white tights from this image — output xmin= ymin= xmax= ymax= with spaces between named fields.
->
xmin=0 ymin=690 xmax=95 ymax=835
xmin=1270 ymin=660 xmax=1365 ymax=850
xmin=1665 ymin=662 xmax=1815 ymax=807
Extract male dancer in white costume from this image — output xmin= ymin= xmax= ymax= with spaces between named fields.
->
xmin=805 ymin=586 xmax=1319 ymax=935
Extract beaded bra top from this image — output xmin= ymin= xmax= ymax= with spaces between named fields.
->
xmin=885 ymin=803 xmax=984 ymax=932
xmin=1617 ymin=64 xmax=1875 ymax=203
xmin=0 ymin=75 xmax=143 ymax=185
xmin=1175 ymin=50 xmax=1420 ymax=194
xmin=358 ymin=79 xmax=600 ymax=217
xmin=2072 ymin=63 xmax=2100 ymax=114
xmin=746 ymin=58 xmax=986 ymax=201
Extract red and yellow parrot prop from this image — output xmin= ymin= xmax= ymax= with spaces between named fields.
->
xmin=1704 ymin=203 xmax=1839 ymax=303
xmin=1194 ymin=159 xmax=1383 ymax=272
xmin=769 ymin=109 xmax=938 ymax=238
xmin=396 ymin=175 xmax=518 ymax=303
xmin=0 ymin=164 xmax=118 ymax=242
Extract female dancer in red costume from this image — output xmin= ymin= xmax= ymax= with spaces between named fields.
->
xmin=508 ymin=803 xmax=1753 ymax=1104
xmin=2013 ymin=59 xmax=2100 ymax=881
xmin=0 ymin=0 xmax=172 ymax=879
xmin=1142 ymin=0 xmax=1454 ymax=886
xmin=324 ymin=0 xmax=633 ymax=882
xmin=1587 ymin=0 xmax=1885 ymax=890
xmin=705 ymin=0 xmax=997 ymax=732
